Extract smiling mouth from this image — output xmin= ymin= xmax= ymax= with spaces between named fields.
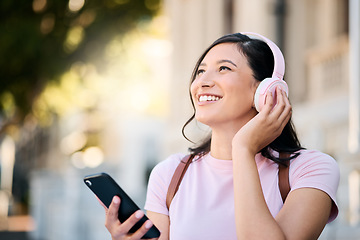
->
xmin=198 ymin=95 xmax=222 ymax=102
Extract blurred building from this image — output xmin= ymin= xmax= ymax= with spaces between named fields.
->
xmin=164 ymin=0 xmax=359 ymax=239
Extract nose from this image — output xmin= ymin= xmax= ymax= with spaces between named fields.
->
xmin=198 ymin=72 xmax=215 ymax=88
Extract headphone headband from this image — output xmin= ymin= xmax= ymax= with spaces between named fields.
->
xmin=241 ymin=32 xmax=285 ymax=80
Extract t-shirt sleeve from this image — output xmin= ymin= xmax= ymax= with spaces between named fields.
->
xmin=289 ymin=150 xmax=340 ymax=222
xmin=144 ymin=153 xmax=185 ymax=216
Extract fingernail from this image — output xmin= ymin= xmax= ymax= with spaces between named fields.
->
xmin=145 ymin=220 xmax=153 ymax=229
xmin=113 ymin=196 xmax=120 ymax=204
xmin=135 ymin=210 xmax=144 ymax=219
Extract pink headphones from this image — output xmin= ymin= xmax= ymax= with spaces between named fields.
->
xmin=241 ymin=32 xmax=289 ymax=112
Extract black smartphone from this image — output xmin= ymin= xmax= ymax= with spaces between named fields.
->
xmin=84 ymin=172 xmax=160 ymax=239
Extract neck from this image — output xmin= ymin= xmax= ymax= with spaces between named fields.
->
xmin=210 ymin=122 xmax=245 ymax=160
xmin=210 ymin=132 xmax=233 ymax=160
xmin=206 ymin=111 xmax=258 ymax=160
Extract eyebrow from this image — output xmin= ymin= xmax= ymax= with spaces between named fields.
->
xmin=199 ymin=59 xmax=238 ymax=67
xmin=218 ymin=59 xmax=237 ymax=67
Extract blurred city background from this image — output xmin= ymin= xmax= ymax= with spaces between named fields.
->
xmin=0 ymin=0 xmax=359 ymax=239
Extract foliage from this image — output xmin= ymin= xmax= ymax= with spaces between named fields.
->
xmin=0 ymin=0 xmax=160 ymax=130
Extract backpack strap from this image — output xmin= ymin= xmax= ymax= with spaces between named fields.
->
xmin=166 ymin=154 xmax=194 ymax=210
xmin=278 ymin=153 xmax=291 ymax=203
xmin=166 ymin=153 xmax=291 ymax=210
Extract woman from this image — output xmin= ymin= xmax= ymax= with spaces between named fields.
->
xmin=103 ymin=33 xmax=339 ymax=240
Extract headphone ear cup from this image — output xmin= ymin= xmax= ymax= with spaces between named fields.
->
xmin=254 ymin=78 xmax=288 ymax=112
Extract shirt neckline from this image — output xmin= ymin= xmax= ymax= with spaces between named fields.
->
xmin=200 ymin=152 xmax=265 ymax=171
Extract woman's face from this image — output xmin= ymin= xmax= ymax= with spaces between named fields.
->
xmin=190 ymin=43 xmax=259 ymax=128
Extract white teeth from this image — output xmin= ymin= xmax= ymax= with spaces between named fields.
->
xmin=198 ymin=95 xmax=221 ymax=102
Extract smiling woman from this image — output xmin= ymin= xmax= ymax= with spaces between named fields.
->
xmin=185 ymin=33 xmax=295 ymax=162
xmin=100 ymin=32 xmax=340 ymax=240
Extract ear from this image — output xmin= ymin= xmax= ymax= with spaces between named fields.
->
xmin=252 ymin=80 xmax=261 ymax=108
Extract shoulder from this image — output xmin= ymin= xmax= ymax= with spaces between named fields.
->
xmin=149 ymin=153 xmax=188 ymax=185
xmin=290 ymin=149 xmax=340 ymax=182
xmin=290 ymin=149 xmax=339 ymax=174
xmin=145 ymin=153 xmax=188 ymax=214
xmin=152 ymin=153 xmax=187 ymax=174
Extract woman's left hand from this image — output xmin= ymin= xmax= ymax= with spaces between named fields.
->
xmin=232 ymin=87 xmax=292 ymax=155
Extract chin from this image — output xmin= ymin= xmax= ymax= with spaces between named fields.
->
xmin=195 ymin=114 xmax=222 ymax=127
xmin=194 ymin=114 xmax=210 ymax=125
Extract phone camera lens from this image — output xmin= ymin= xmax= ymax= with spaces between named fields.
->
xmin=85 ymin=180 xmax=92 ymax=186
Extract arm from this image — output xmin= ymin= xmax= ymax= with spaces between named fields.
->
xmin=232 ymin=148 xmax=286 ymax=239
xmin=232 ymin=87 xmax=332 ymax=239
xmin=276 ymin=188 xmax=332 ymax=239
xmin=147 ymin=211 xmax=170 ymax=240
xmin=143 ymin=156 xmax=174 ymax=240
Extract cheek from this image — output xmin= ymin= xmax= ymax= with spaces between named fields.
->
xmin=190 ymin=81 xmax=198 ymax=99
xmin=228 ymin=83 xmax=256 ymax=107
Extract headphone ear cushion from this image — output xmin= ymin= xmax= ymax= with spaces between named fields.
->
xmin=254 ymin=78 xmax=288 ymax=112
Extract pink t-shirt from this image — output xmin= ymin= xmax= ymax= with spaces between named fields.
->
xmin=144 ymin=149 xmax=339 ymax=240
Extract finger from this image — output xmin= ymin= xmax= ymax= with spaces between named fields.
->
xmin=271 ymin=87 xmax=290 ymax=118
xmin=272 ymin=88 xmax=291 ymax=131
xmin=108 ymin=210 xmax=146 ymax=239
xmin=261 ymin=90 xmax=275 ymax=114
xmin=129 ymin=219 xmax=155 ymax=240
xmin=277 ymin=88 xmax=292 ymax=121
xmin=105 ymin=196 xmax=121 ymax=227
xmin=262 ymin=88 xmax=290 ymax=134
xmin=274 ymin=87 xmax=286 ymax=108
xmin=118 ymin=210 xmax=145 ymax=233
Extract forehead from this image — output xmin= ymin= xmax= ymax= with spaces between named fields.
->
xmin=202 ymin=43 xmax=245 ymax=63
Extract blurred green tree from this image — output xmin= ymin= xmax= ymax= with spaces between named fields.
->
xmin=0 ymin=0 xmax=160 ymax=133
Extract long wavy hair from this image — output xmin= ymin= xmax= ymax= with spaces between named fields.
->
xmin=182 ymin=33 xmax=303 ymax=165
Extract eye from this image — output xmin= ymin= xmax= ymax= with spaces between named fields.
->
xmin=196 ymin=68 xmax=205 ymax=76
xmin=219 ymin=66 xmax=231 ymax=71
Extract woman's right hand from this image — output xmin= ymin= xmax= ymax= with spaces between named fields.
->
xmin=100 ymin=196 xmax=158 ymax=240
xmin=232 ymin=87 xmax=291 ymax=156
